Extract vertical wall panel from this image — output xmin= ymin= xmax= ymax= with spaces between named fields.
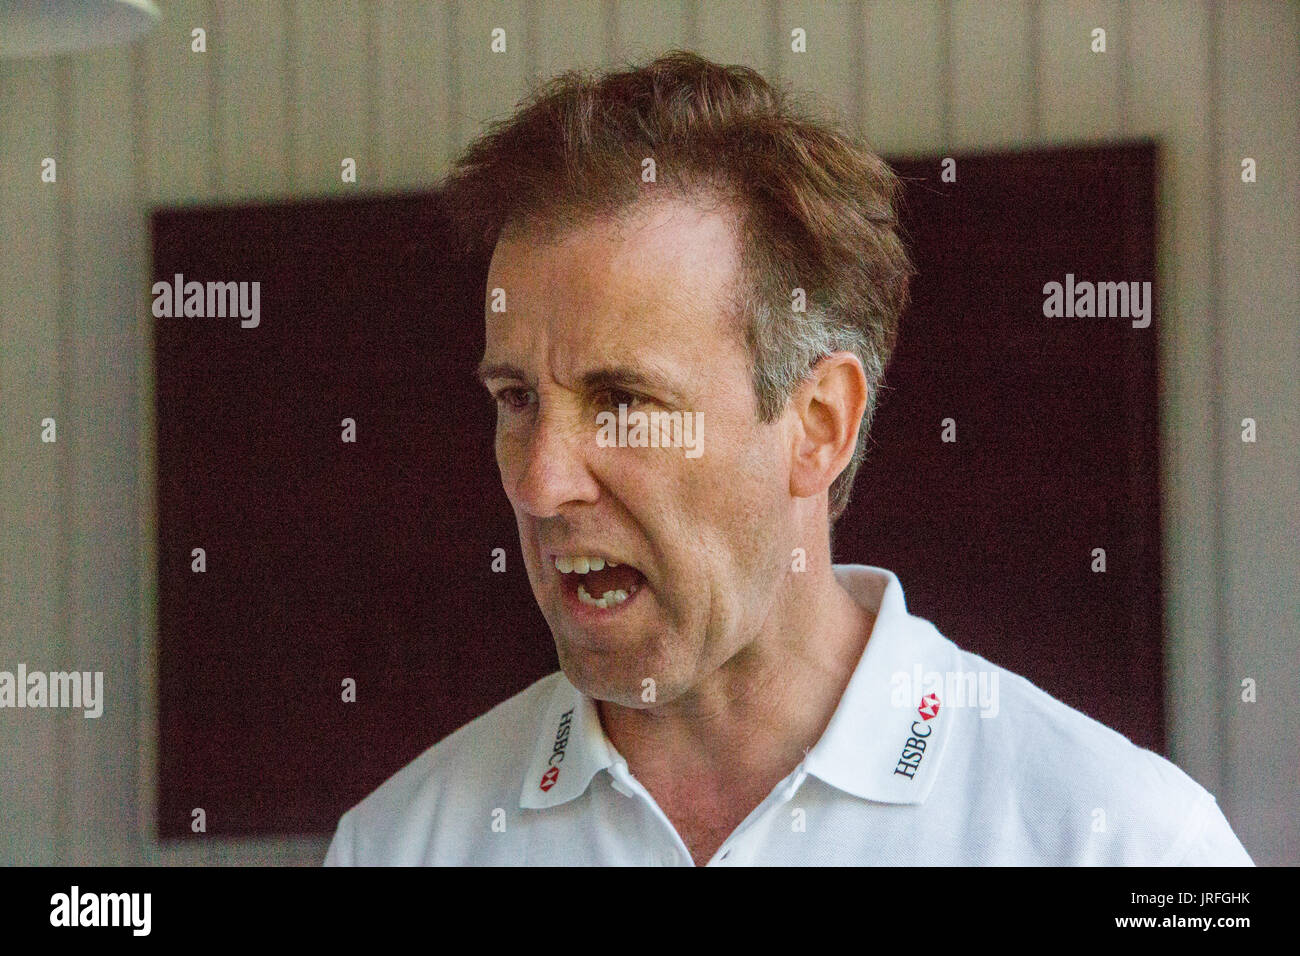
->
xmin=612 ymin=0 xmax=690 ymax=64
xmin=1039 ymin=0 xmax=1122 ymax=143
xmin=778 ymin=0 xmax=859 ymax=131
xmin=130 ymin=41 xmax=159 ymax=859
xmin=1215 ymin=0 xmax=1300 ymax=866
xmin=0 ymin=57 xmax=64 ymax=866
xmin=65 ymin=49 xmax=144 ymax=865
xmin=1127 ymin=0 xmax=1219 ymax=792
xmin=216 ymin=0 xmax=292 ymax=200
xmin=532 ymin=0 xmax=613 ymax=83
xmin=862 ymin=0 xmax=945 ymax=156
xmin=137 ymin=0 xmax=248 ymax=861
xmin=452 ymin=1 xmax=529 ymax=157
xmin=376 ymin=0 xmax=453 ymax=189
xmin=142 ymin=0 xmax=215 ymax=204
xmin=694 ymin=0 xmax=777 ymax=74
xmin=291 ymin=0 xmax=370 ymax=195
xmin=950 ymin=0 xmax=1034 ymax=149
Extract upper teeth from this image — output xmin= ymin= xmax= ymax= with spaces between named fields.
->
xmin=555 ymin=555 xmax=613 ymax=574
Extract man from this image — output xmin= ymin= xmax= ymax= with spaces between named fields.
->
xmin=325 ymin=52 xmax=1251 ymax=866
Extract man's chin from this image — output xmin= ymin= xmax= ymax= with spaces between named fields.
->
xmin=552 ymin=638 xmax=664 ymax=706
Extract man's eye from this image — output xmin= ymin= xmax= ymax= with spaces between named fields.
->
xmin=598 ymin=388 xmax=641 ymax=410
xmin=495 ymin=388 xmax=537 ymax=410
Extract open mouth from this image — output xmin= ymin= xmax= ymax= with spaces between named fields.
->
xmin=551 ymin=553 xmax=647 ymax=611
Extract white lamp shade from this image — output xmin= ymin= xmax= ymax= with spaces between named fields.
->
xmin=0 ymin=0 xmax=161 ymax=58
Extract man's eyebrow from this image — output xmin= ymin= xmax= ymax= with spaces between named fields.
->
xmin=475 ymin=361 xmax=685 ymax=398
xmin=475 ymin=361 xmax=528 ymax=386
xmin=579 ymin=365 xmax=682 ymax=399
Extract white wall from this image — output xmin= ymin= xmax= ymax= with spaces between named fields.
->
xmin=1 ymin=0 xmax=1295 ymax=865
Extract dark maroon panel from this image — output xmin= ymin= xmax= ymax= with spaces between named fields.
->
xmin=153 ymin=193 xmax=554 ymax=837
xmin=838 ymin=142 xmax=1163 ymax=753
xmin=154 ymin=142 xmax=1163 ymax=837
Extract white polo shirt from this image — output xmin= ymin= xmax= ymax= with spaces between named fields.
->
xmin=324 ymin=565 xmax=1253 ymax=866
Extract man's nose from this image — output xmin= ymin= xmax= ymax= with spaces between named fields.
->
xmin=507 ymin=409 xmax=600 ymax=517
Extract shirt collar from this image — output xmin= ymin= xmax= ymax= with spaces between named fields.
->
xmin=801 ymin=565 xmax=960 ymax=805
xmin=520 ymin=564 xmax=959 ymax=810
xmin=519 ymin=673 xmax=613 ymax=809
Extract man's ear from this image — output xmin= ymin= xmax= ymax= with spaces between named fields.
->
xmin=787 ymin=352 xmax=869 ymax=502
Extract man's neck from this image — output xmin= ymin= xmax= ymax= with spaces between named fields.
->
xmin=596 ymin=563 xmax=876 ymax=804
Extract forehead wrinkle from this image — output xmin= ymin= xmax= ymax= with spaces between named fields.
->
xmin=490 ymin=200 xmax=741 ymax=398
xmin=540 ymin=288 xmax=699 ymax=400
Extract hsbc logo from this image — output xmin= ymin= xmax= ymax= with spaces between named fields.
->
xmin=918 ymin=693 xmax=940 ymax=721
xmin=893 ymin=694 xmax=941 ymax=780
xmin=538 ymin=708 xmax=575 ymax=792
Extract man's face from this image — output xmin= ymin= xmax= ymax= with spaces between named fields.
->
xmin=479 ymin=197 xmax=795 ymax=707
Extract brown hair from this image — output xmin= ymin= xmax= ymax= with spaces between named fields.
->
xmin=442 ymin=50 xmax=914 ymax=523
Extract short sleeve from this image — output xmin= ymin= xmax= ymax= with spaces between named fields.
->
xmin=1166 ymin=792 xmax=1254 ymax=866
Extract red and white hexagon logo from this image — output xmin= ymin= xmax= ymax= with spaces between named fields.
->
xmin=539 ymin=766 xmax=560 ymax=791
xmin=918 ymin=693 xmax=941 ymax=721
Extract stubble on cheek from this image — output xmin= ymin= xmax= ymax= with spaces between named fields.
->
xmin=703 ymin=425 xmax=790 ymax=642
